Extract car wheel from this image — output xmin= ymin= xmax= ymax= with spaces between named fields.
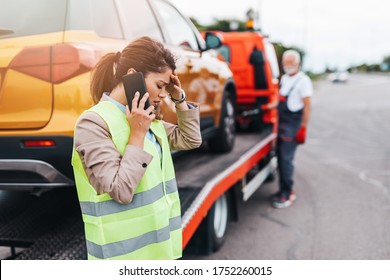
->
xmin=208 ymin=93 xmax=236 ymax=153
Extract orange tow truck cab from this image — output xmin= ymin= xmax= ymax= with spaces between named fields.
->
xmin=206 ymin=31 xmax=281 ymax=132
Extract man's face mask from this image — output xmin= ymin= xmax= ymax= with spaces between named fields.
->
xmin=283 ymin=66 xmax=298 ymax=76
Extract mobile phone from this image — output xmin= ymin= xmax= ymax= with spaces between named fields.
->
xmin=122 ymin=72 xmax=150 ymax=111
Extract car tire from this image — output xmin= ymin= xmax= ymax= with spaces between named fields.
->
xmin=208 ymin=93 xmax=236 ymax=153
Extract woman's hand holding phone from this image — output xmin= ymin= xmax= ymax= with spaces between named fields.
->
xmin=126 ymin=91 xmax=155 ymax=149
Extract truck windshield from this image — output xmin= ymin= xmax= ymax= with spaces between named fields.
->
xmin=0 ymin=0 xmax=67 ymax=38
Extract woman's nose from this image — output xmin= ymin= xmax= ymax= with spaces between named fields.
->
xmin=159 ymin=90 xmax=167 ymax=98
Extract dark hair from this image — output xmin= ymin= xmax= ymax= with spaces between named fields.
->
xmin=90 ymin=36 xmax=177 ymax=104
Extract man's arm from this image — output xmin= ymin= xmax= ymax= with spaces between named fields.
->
xmin=301 ymin=96 xmax=311 ymax=127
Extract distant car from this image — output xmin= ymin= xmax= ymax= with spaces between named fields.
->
xmin=0 ymin=0 xmax=236 ymax=191
xmin=328 ymin=71 xmax=349 ymax=83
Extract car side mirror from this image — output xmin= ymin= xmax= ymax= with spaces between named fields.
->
xmin=205 ymin=32 xmax=222 ymax=50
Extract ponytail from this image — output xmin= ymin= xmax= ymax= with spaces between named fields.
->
xmin=90 ymin=52 xmax=119 ymax=104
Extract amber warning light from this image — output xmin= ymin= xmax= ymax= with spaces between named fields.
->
xmin=22 ymin=140 xmax=56 ymax=148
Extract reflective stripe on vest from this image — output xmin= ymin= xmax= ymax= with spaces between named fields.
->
xmin=79 ymin=179 xmax=178 ymax=217
xmin=71 ymin=101 xmax=182 ymax=260
xmin=86 ymin=216 xmax=181 ymax=259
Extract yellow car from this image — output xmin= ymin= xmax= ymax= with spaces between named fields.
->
xmin=0 ymin=0 xmax=236 ymax=190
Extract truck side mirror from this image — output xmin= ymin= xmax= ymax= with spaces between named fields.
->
xmin=205 ymin=32 xmax=222 ymax=50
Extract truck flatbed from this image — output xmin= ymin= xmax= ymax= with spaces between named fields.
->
xmin=0 ymin=131 xmax=276 ymax=259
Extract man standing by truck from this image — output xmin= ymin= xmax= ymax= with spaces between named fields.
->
xmin=272 ymin=50 xmax=313 ymax=209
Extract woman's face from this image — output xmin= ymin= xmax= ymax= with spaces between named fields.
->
xmin=144 ymin=69 xmax=173 ymax=108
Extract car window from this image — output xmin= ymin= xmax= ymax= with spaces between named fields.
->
xmin=0 ymin=0 xmax=67 ymax=38
xmin=116 ymin=0 xmax=163 ymax=41
xmin=217 ymin=45 xmax=231 ymax=63
xmin=67 ymin=0 xmax=123 ymax=39
xmin=152 ymin=0 xmax=199 ymax=50
xmin=264 ymin=41 xmax=280 ymax=79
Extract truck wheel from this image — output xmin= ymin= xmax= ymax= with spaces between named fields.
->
xmin=210 ymin=193 xmax=230 ymax=251
xmin=183 ymin=193 xmax=231 ymax=255
xmin=208 ymin=94 xmax=236 ymax=153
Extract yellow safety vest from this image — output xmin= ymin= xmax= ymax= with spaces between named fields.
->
xmin=71 ymin=101 xmax=182 ymax=260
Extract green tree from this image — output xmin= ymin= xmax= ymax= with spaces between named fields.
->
xmin=190 ymin=17 xmax=249 ymax=32
xmin=189 ymin=17 xmax=205 ymax=31
xmin=368 ymin=64 xmax=381 ymax=72
xmin=356 ymin=64 xmax=369 ymax=72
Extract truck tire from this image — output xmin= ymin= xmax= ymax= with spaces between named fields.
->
xmin=183 ymin=192 xmax=231 ymax=255
xmin=210 ymin=192 xmax=230 ymax=251
xmin=208 ymin=93 xmax=236 ymax=153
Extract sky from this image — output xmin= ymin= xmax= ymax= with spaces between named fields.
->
xmin=170 ymin=0 xmax=390 ymax=72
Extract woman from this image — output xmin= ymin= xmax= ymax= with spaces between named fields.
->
xmin=71 ymin=36 xmax=201 ymax=260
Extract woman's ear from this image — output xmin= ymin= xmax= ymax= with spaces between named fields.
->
xmin=127 ymin=68 xmax=136 ymax=75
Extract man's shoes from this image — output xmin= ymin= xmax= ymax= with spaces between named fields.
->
xmin=269 ymin=191 xmax=282 ymax=202
xmin=271 ymin=191 xmax=296 ymax=209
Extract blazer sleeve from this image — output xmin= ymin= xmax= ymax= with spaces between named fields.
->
xmin=74 ymin=111 xmax=153 ymax=204
xmin=163 ymin=103 xmax=202 ymax=151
